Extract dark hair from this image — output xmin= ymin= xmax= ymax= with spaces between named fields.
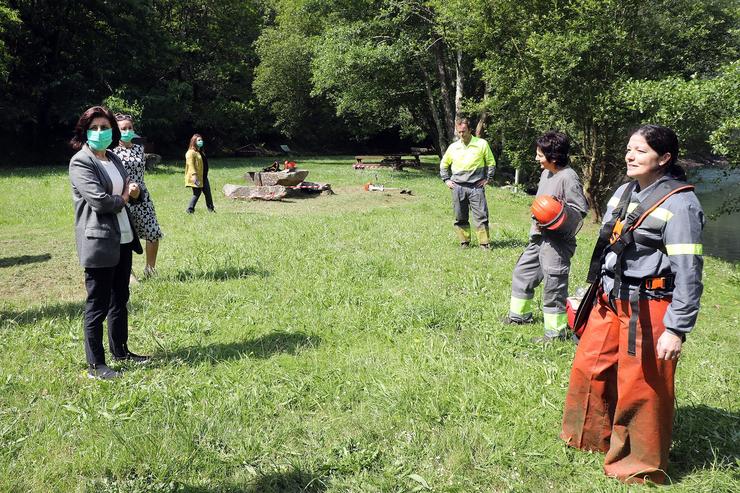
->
xmin=188 ymin=134 xmax=203 ymax=152
xmin=633 ymin=124 xmax=685 ymax=180
xmin=69 ymin=106 xmax=120 ymax=151
xmin=536 ymin=131 xmax=570 ymax=168
xmin=455 ymin=117 xmax=471 ymax=128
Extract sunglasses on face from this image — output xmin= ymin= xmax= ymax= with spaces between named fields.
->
xmin=115 ymin=114 xmax=133 ymax=121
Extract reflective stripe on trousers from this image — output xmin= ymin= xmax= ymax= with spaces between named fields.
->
xmin=560 ymin=292 xmax=676 ymax=484
xmin=509 ymin=236 xmax=574 ymax=334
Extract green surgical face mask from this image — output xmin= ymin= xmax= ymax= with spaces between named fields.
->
xmin=196 ymin=139 xmax=204 ymax=148
xmin=87 ymin=128 xmax=113 ymax=151
xmin=120 ymin=129 xmax=135 ymax=142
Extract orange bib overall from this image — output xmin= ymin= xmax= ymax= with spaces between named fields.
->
xmin=560 ymin=291 xmax=677 ymax=484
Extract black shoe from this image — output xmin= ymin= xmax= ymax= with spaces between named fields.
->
xmin=87 ymin=364 xmax=121 ymax=380
xmin=480 ymin=243 xmax=491 ymax=250
xmin=460 ymin=242 xmax=470 ymax=249
xmin=112 ymin=351 xmax=151 ymax=364
xmin=501 ymin=315 xmax=534 ymax=325
xmin=208 ymin=208 xmax=216 ymax=213
xmin=186 ymin=208 xmax=194 ymax=214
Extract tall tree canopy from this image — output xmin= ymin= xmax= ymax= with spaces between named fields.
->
xmin=0 ymin=0 xmax=737 ymax=213
xmin=0 ymin=0 xmax=264 ymax=160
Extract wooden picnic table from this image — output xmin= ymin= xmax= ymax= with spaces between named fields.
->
xmin=353 ymin=153 xmax=421 ymax=170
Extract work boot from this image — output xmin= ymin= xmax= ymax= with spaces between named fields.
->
xmin=501 ymin=315 xmax=534 ymax=325
xmin=460 ymin=242 xmax=470 ymax=249
xmin=480 ymin=243 xmax=491 ymax=250
xmin=87 ymin=364 xmax=121 ymax=380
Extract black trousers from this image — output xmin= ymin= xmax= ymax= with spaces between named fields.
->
xmin=83 ymin=242 xmax=133 ymax=365
xmin=187 ymin=177 xmax=214 ymax=211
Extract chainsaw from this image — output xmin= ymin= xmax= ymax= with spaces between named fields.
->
xmin=363 ymin=182 xmax=412 ymax=195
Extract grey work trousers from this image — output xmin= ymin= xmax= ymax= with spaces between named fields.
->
xmin=509 ymin=234 xmax=575 ymax=335
xmin=451 ymin=184 xmax=489 ymax=244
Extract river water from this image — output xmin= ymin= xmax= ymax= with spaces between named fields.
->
xmin=689 ymin=167 xmax=740 ymax=263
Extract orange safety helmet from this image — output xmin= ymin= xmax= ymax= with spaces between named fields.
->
xmin=531 ymin=195 xmax=567 ymax=230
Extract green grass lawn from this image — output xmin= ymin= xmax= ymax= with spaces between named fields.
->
xmin=1 ymin=157 xmax=738 ymax=492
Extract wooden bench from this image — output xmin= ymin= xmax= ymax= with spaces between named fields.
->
xmin=353 ymin=154 xmax=421 ymax=170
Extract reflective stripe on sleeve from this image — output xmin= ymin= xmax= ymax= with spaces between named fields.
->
xmin=666 ymin=243 xmax=703 ymax=255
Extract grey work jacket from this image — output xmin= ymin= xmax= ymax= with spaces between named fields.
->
xmin=69 ymin=145 xmax=143 ymax=268
xmin=601 ymin=176 xmax=705 ymax=334
xmin=530 ymin=167 xmax=589 ymax=239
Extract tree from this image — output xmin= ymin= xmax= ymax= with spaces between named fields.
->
xmin=471 ymin=0 xmax=738 ymax=221
xmin=622 ymin=61 xmax=740 ymax=167
xmin=0 ymin=3 xmax=19 ymax=82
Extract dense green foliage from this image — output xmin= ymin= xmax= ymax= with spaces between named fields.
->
xmin=1 ymin=159 xmax=738 ymax=491
xmin=0 ymin=0 xmax=265 ymax=159
xmin=0 ymin=0 xmax=738 ymax=204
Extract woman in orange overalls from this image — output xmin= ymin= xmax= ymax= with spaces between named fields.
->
xmin=560 ymin=125 xmax=705 ymax=484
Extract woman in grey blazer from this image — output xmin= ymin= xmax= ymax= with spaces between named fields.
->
xmin=69 ymin=106 xmax=150 ymax=379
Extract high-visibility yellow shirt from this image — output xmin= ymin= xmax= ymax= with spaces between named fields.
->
xmin=440 ymin=136 xmax=496 ymax=184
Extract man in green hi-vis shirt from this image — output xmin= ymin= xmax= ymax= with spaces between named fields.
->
xmin=440 ymin=117 xmax=497 ymax=249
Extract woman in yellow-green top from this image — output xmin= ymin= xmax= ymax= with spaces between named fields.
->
xmin=185 ymin=133 xmax=214 ymax=213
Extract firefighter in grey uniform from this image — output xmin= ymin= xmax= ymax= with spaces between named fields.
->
xmin=506 ymin=132 xmax=589 ymax=341
xmin=561 ymin=125 xmax=704 ymax=484
xmin=440 ymin=118 xmax=496 ymax=248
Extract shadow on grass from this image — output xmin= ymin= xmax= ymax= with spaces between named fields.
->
xmin=490 ymin=237 xmax=529 ymax=249
xmin=668 ymin=405 xmax=739 ymax=482
xmin=179 ymin=468 xmax=328 ymax=493
xmin=280 ymin=191 xmax=336 ymax=202
xmin=0 ymin=253 xmax=52 ymax=268
xmin=0 ymin=300 xmax=83 ymax=326
xmin=242 ymin=469 xmax=328 ymax=493
xmin=171 ymin=266 xmax=269 ymax=282
xmin=166 ymin=331 xmax=321 ymax=363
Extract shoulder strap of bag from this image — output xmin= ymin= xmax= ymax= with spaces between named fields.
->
xmin=608 ymin=179 xmax=694 ymax=295
xmin=586 ymin=181 xmax=637 ymax=282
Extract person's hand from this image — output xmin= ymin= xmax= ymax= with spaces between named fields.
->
xmin=121 ymin=182 xmax=130 ymax=204
xmin=656 ymin=331 xmax=683 ymax=360
xmin=476 ymin=178 xmax=488 ymax=188
xmin=128 ymin=182 xmax=140 ymax=199
xmin=445 ymin=180 xmax=456 ymax=189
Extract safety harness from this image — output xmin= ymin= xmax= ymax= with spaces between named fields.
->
xmin=573 ymin=178 xmax=694 ymax=354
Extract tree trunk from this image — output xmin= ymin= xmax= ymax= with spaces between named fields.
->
xmin=454 ymin=48 xmax=464 ymax=118
xmin=420 ymin=64 xmax=447 ymax=156
xmin=432 ymin=42 xmax=455 ymax=143
xmin=582 ymin=124 xmax=606 ymax=223
xmin=475 ymin=82 xmax=491 ymax=137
